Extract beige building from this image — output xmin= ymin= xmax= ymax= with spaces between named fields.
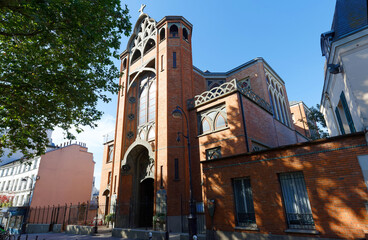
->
xmin=320 ymin=0 xmax=368 ymax=136
xmin=289 ymin=101 xmax=318 ymax=139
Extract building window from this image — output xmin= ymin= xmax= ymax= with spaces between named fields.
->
xmin=114 ymin=176 xmax=117 ymax=193
xmin=13 ymin=179 xmax=18 ymax=191
xmin=174 ymin=158 xmax=179 ymax=180
xmin=335 ymin=91 xmax=356 ymax=134
xmin=206 ymin=79 xmax=225 ymax=91
xmin=161 ymin=55 xmax=164 ymax=71
xmin=107 ymin=172 xmax=112 ymax=185
xmin=18 ymin=180 xmax=22 ymax=191
xmin=33 ymin=159 xmax=38 ymax=169
xmin=198 ymin=105 xmax=228 ymax=135
xmin=138 ymin=72 xmax=156 ymax=126
xmin=183 ymin=28 xmax=189 ymax=41
xmin=173 ymin=52 xmax=177 ymax=68
xmin=267 ymin=75 xmax=289 ymax=127
xmin=131 ymin=50 xmax=141 ymax=64
xmin=169 ymin=24 xmax=178 ymax=38
xmin=233 ymin=178 xmax=256 ymax=227
xmin=160 ymin=28 xmax=166 ymax=41
xmin=279 ymin=172 xmax=315 ymax=230
xmin=238 ymin=78 xmax=251 ymax=89
xmin=206 ymin=147 xmax=221 ymax=160
xmin=107 ymin=145 xmax=114 ymax=163
xmin=29 ymin=175 xmax=34 ymax=189
xmin=201 ymin=119 xmax=211 ymax=134
xmin=143 ymin=39 xmax=156 ymax=55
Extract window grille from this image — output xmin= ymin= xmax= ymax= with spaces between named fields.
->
xmin=206 ymin=147 xmax=221 ymax=160
xmin=233 ymin=178 xmax=256 ymax=227
xmin=279 ymin=172 xmax=315 ymax=230
xmin=198 ymin=105 xmax=227 ymax=135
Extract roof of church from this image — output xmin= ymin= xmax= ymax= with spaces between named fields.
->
xmin=330 ymin=0 xmax=368 ymax=41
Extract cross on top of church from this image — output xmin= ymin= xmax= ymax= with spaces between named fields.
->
xmin=139 ymin=4 xmax=146 ymax=15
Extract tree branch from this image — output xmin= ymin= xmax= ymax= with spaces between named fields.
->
xmin=0 ymin=30 xmax=44 ymax=37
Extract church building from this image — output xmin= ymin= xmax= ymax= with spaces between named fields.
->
xmin=99 ymin=8 xmax=307 ymax=235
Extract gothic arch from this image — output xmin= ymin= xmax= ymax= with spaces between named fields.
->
xmin=127 ymin=14 xmax=157 ymax=55
xmin=121 ymin=139 xmax=154 ymax=167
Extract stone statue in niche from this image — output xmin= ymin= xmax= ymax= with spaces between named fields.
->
xmin=139 ymin=157 xmax=154 ymax=181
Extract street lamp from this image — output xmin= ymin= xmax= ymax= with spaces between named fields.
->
xmin=94 ymin=196 xmax=99 ymax=234
xmin=172 ymin=105 xmax=197 ymax=239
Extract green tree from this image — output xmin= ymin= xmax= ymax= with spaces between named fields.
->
xmin=301 ymin=104 xmax=329 ymax=140
xmin=0 ymin=1 xmax=131 ymax=159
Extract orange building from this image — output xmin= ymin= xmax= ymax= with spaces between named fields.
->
xmin=289 ymin=101 xmax=319 ymax=139
xmin=30 ymin=143 xmax=95 ymax=207
xmin=99 ymin=10 xmax=306 ymax=235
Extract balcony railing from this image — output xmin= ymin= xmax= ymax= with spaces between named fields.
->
xmin=286 ymin=213 xmax=315 ymax=230
xmin=187 ymin=79 xmax=272 ymax=113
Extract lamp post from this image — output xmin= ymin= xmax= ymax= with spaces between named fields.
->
xmin=172 ymin=105 xmax=197 ymax=239
xmin=94 ymin=196 xmax=99 ymax=234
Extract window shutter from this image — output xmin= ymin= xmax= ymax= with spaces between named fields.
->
xmin=335 ymin=107 xmax=345 ymax=134
xmin=340 ymin=92 xmax=356 ymax=133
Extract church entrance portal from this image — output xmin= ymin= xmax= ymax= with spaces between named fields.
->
xmin=121 ymin=142 xmax=155 ymax=228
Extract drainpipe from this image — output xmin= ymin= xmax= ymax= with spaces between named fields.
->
xmin=237 ymin=92 xmax=250 ymax=152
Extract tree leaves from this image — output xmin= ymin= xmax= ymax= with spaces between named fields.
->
xmin=0 ymin=0 xmax=132 ymax=159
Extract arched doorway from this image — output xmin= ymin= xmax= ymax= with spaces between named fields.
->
xmin=120 ymin=140 xmax=155 ymax=228
xmin=102 ymin=188 xmax=110 ymax=216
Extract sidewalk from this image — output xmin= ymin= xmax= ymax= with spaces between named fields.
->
xmin=16 ymin=232 xmax=130 ymax=240
xmin=15 ymin=226 xmax=133 ymax=240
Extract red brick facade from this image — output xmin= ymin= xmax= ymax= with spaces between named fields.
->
xmin=99 ymin=13 xmax=310 ymax=235
xmin=202 ymin=132 xmax=368 ymax=239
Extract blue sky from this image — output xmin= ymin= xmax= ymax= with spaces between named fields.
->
xmin=53 ymin=0 xmax=336 ymax=190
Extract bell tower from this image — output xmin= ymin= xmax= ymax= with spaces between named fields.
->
xmin=113 ymin=8 xmax=199 ymax=232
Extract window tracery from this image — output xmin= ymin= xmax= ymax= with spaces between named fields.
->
xmin=266 ymin=74 xmax=290 ymax=127
xmin=198 ymin=105 xmax=228 ymax=135
xmin=138 ymin=72 xmax=156 ymax=126
xmin=206 ymin=79 xmax=225 ymax=91
xmin=129 ymin=16 xmax=157 ymax=61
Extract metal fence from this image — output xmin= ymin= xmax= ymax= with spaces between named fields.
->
xmin=27 ymin=202 xmax=111 ymax=227
xmin=27 ymin=200 xmax=206 ymax=234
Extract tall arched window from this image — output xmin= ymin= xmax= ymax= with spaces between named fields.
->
xmin=271 ymin=92 xmax=279 ymax=120
xmin=277 ymin=97 xmax=284 ymax=123
xmin=282 ymin=101 xmax=289 ymax=126
xmin=267 ymin=74 xmax=290 ymax=125
xmin=160 ymin=28 xmax=166 ymax=41
xmin=138 ymin=72 xmax=156 ymax=126
xmin=170 ymin=25 xmax=179 ymax=38
xmin=183 ymin=28 xmax=189 ymax=41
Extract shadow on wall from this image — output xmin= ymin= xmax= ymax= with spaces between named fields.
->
xmin=202 ymin=132 xmax=368 ymax=239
